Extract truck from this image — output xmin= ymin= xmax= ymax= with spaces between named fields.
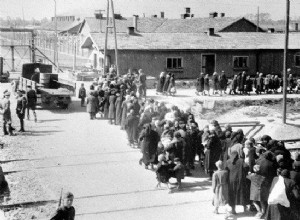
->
xmin=19 ymin=63 xmax=75 ymax=109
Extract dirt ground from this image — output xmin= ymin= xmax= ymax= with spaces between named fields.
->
xmin=0 ymin=83 xmax=299 ymax=220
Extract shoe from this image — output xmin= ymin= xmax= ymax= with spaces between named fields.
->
xmin=18 ymin=129 xmax=25 ymax=132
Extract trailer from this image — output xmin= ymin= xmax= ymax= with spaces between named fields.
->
xmin=19 ymin=63 xmax=75 ymax=109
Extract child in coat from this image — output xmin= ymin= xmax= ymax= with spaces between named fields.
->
xmin=50 ymin=192 xmax=75 ymax=220
xmin=156 ymin=154 xmax=171 ymax=190
xmin=212 ymin=160 xmax=230 ymax=215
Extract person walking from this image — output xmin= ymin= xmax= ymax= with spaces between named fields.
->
xmin=78 ymin=83 xmax=86 ymax=107
xmin=156 ymin=72 xmax=166 ymax=94
xmin=16 ymin=90 xmax=27 ymax=132
xmin=26 ymin=85 xmax=37 ymax=122
xmin=229 ymin=75 xmax=238 ymax=95
xmin=204 ymin=74 xmax=210 ymax=95
xmin=212 ymin=72 xmax=219 ymax=95
xmin=108 ymin=90 xmax=117 ymax=124
xmin=196 ymin=73 xmax=205 ymax=96
xmin=219 ymin=71 xmax=228 ymax=95
xmin=137 ymin=69 xmax=147 ymax=99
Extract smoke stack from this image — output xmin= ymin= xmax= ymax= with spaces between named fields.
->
xmin=133 ymin=15 xmax=138 ymax=32
xmin=161 ymin=12 xmax=165 ymax=18
xmin=127 ymin=27 xmax=135 ymax=35
xmin=208 ymin=28 xmax=215 ymax=36
xmin=295 ymin=23 xmax=299 ymax=32
xmin=185 ymin=7 xmax=191 ymax=14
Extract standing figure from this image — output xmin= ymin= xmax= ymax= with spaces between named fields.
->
xmin=86 ymin=91 xmax=98 ymax=120
xmin=137 ymin=69 xmax=147 ymax=99
xmin=16 ymin=90 xmax=27 ymax=132
xmin=108 ymin=90 xmax=117 ymax=124
xmin=0 ymin=92 xmax=14 ymax=135
xmin=288 ymin=72 xmax=296 ymax=94
xmin=219 ymin=71 xmax=228 ymax=95
xmin=204 ymin=74 xmax=210 ymax=95
xmin=26 ymin=85 xmax=37 ymax=122
xmin=167 ymin=73 xmax=176 ymax=96
xmin=256 ymin=73 xmax=264 ymax=95
xmin=114 ymin=93 xmax=123 ymax=125
xmin=196 ymin=73 xmax=205 ymax=96
xmin=245 ymin=75 xmax=252 ymax=95
xmin=212 ymin=72 xmax=219 ymax=95
xmin=156 ymin=72 xmax=166 ymax=94
xmin=162 ymin=73 xmax=171 ymax=94
xmin=78 ymin=83 xmax=86 ymax=107
xmin=229 ymin=75 xmax=238 ymax=95
xmin=125 ymin=109 xmax=140 ymax=147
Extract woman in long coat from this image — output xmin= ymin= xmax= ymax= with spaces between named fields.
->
xmin=204 ymin=130 xmax=222 ymax=179
xmin=162 ymin=73 xmax=171 ymax=94
xmin=226 ymin=151 xmax=249 ymax=214
xmin=120 ymin=96 xmax=131 ymax=130
xmin=167 ymin=74 xmax=176 ymax=95
xmin=219 ymin=71 xmax=228 ymax=95
xmin=103 ymin=91 xmax=110 ymax=119
xmin=212 ymin=72 xmax=219 ymax=95
xmin=108 ymin=91 xmax=116 ymax=124
xmin=196 ymin=73 xmax=205 ymax=95
xmin=139 ymin=123 xmax=160 ymax=169
xmin=156 ymin=72 xmax=166 ymax=94
xmin=114 ymin=93 xmax=123 ymax=125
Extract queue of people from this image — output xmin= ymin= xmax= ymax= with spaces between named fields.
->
xmin=196 ymin=70 xmax=299 ymax=96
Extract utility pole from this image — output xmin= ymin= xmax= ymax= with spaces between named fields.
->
xmin=256 ymin=6 xmax=260 ymax=32
xmin=53 ymin=0 xmax=58 ymax=69
xmin=283 ymin=0 xmax=290 ymax=124
xmin=103 ymin=0 xmax=109 ymax=73
xmin=73 ymin=39 xmax=77 ymax=71
xmin=110 ymin=0 xmax=119 ymax=76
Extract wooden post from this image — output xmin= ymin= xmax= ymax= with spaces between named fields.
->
xmin=11 ymin=45 xmax=15 ymax=71
xmin=283 ymin=0 xmax=290 ymax=124
xmin=110 ymin=0 xmax=119 ymax=76
xmin=256 ymin=6 xmax=260 ymax=32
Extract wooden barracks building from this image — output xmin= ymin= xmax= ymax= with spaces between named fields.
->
xmin=79 ymin=8 xmax=300 ymax=78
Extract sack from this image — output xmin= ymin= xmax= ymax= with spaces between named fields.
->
xmin=268 ymin=176 xmax=290 ymax=207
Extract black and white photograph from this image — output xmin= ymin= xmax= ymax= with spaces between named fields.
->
xmin=0 ymin=0 xmax=300 ymax=219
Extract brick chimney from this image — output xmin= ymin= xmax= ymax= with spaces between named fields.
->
xmin=209 ymin=12 xmax=218 ymax=18
xmin=208 ymin=28 xmax=215 ymax=36
xmin=127 ymin=26 xmax=135 ymax=35
xmin=133 ymin=15 xmax=138 ymax=32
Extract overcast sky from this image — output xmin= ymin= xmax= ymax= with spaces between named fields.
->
xmin=1 ymin=0 xmax=300 ymax=20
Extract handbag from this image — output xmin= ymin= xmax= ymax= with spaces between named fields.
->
xmin=268 ymin=176 xmax=290 ymax=207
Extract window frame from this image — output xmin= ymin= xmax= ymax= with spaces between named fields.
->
xmin=166 ymin=57 xmax=183 ymax=70
xmin=233 ymin=56 xmax=249 ymax=69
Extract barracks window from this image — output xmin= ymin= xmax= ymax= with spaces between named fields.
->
xmin=295 ymin=55 xmax=300 ymax=67
xmin=166 ymin=57 xmax=183 ymax=69
xmin=233 ymin=56 xmax=249 ymax=68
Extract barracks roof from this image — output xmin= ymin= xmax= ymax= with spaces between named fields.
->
xmin=82 ymin=32 xmax=300 ymax=50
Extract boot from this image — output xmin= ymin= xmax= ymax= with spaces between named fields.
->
xmin=19 ymin=119 xmax=25 ymax=132
xmin=8 ymin=124 xmax=15 ymax=136
xmin=3 ymin=124 xmax=8 ymax=135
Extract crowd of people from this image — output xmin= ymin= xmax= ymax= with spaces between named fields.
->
xmin=196 ymin=70 xmax=300 ymax=96
xmin=78 ymin=67 xmax=300 ymax=219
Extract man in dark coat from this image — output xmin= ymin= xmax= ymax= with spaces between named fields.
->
xmin=0 ymin=91 xmax=14 ymax=135
xmin=186 ymin=122 xmax=203 ymax=170
xmin=26 ymin=85 xmax=37 ymax=122
xmin=196 ymin=73 xmax=205 ymax=96
xmin=16 ymin=90 xmax=27 ymax=132
xmin=78 ymin=83 xmax=86 ymax=107
xmin=219 ymin=71 xmax=228 ymax=95
xmin=137 ymin=69 xmax=147 ymax=99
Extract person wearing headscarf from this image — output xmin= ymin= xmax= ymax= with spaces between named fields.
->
xmin=114 ymin=93 xmax=123 ymax=125
xmin=256 ymin=73 xmax=264 ymax=95
xmin=125 ymin=109 xmax=140 ymax=147
xmin=204 ymin=129 xmax=222 ymax=180
xmin=212 ymin=72 xmax=219 ymax=95
xmin=156 ymin=72 xmax=166 ymax=94
xmin=108 ymin=90 xmax=117 ymax=124
xmin=265 ymin=169 xmax=300 ymax=220
xmin=120 ymin=95 xmax=130 ymax=130
xmin=228 ymin=129 xmax=245 ymax=158
xmin=229 ymin=75 xmax=238 ymax=95
xmin=86 ymin=91 xmax=98 ymax=120
xmin=225 ymin=151 xmax=249 ymax=214
xmin=138 ymin=123 xmax=160 ymax=170
xmin=255 ymin=151 xmax=278 ymax=216
xmin=162 ymin=73 xmax=171 ymax=94
xmin=204 ymin=74 xmax=210 ymax=95
xmin=196 ymin=73 xmax=205 ymax=96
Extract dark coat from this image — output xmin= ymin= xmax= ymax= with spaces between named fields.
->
xmin=120 ymin=101 xmax=129 ymax=129
xmin=197 ymin=76 xmax=205 ymax=92
xmin=162 ymin=76 xmax=170 ymax=92
xmin=245 ymin=78 xmax=252 ymax=92
xmin=204 ymin=133 xmax=222 ymax=173
xmin=157 ymin=76 xmax=165 ymax=93
xmin=219 ymin=74 xmax=228 ymax=90
xmin=108 ymin=95 xmax=116 ymax=119
xmin=212 ymin=75 xmax=219 ymax=90
xmin=78 ymin=87 xmax=86 ymax=98
xmin=226 ymin=156 xmax=249 ymax=206
xmin=86 ymin=95 xmax=98 ymax=113
xmin=115 ymin=96 xmax=123 ymax=125
xmin=125 ymin=114 xmax=139 ymax=143
xmin=231 ymin=78 xmax=238 ymax=90
xmin=139 ymin=127 xmax=160 ymax=165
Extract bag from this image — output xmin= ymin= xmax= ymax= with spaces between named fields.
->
xmin=268 ymin=176 xmax=290 ymax=207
